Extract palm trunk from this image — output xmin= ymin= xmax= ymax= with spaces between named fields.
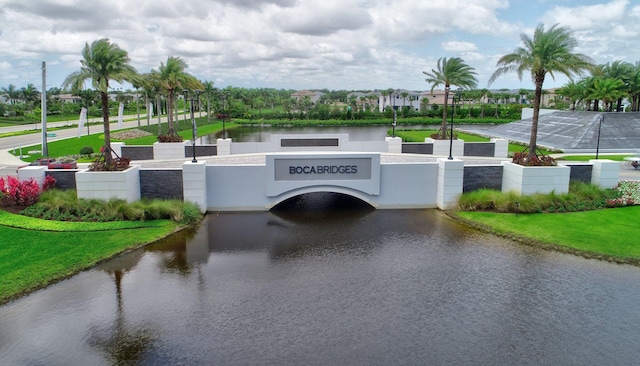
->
xmin=167 ymin=89 xmax=175 ymax=136
xmin=101 ymin=91 xmax=112 ymax=163
xmin=529 ymin=75 xmax=545 ymax=161
xmin=440 ymin=87 xmax=449 ymax=139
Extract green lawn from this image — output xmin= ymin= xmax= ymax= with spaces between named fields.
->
xmin=0 ymin=210 xmax=181 ymax=305
xmin=558 ymin=155 xmax=634 ymax=162
xmin=10 ymin=118 xmax=236 ymax=162
xmin=455 ymin=206 xmax=640 ymax=263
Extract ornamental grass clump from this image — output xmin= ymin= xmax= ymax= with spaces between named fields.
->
xmin=20 ymin=189 xmax=202 ymax=224
xmin=458 ymin=181 xmax=618 ymax=213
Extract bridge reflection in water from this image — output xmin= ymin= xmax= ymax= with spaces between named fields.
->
xmin=2 ymin=208 xmax=640 ymax=365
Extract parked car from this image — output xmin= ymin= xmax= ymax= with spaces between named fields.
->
xmin=17 ymin=158 xmax=77 ymax=171
xmin=47 ymin=159 xmax=78 ymax=169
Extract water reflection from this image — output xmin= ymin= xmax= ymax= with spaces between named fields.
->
xmin=2 ymin=208 xmax=640 ymax=365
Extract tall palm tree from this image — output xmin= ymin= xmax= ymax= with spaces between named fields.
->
xmin=63 ymin=38 xmax=137 ymax=163
xmin=423 ymin=57 xmax=478 ymax=139
xmin=589 ymin=77 xmax=626 ymax=112
xmin=151 ymin=56 xmax=202 ymax=139
xmin=488 ymin=24 xmax=594 ymax=162
xmin=557 ymin=80 xmax=584 ymax=110
xmin=202 ymin=80 xmax=215 ymax=123
xmin=628 ymin=62 xmax=640 ymax=112
xmin=603 ymin=60 xmax=633 ymax=111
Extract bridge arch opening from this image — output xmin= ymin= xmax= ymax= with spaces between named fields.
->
xmin=270 ymin=192 xmax=375 ymax=213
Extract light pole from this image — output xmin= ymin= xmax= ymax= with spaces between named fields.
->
xmin=183 ymin=89 xmax=200 ymax=163
xmin=391 ymin=90 xmax=398 ymax=137
xmin=596 ymin=114 xmax=604 ymax=159
xmin=220 ymin=92 xmax=228 ymax=139
xmin=183 ymin=94 xmax=187 ymax=129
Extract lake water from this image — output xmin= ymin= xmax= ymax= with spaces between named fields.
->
xmin=201 ymin=125 xmax=419 ymax=143
xmin=2 ymin=199 xmax=640 ymax=365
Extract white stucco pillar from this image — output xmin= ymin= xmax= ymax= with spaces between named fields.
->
xmin=110 ymin=142 xmax=125 ymax=159
xmin=590 ymin=159 xmax=620 ymax=188
xmin=426 ymin=138 xmax=464 ymax=158
xmin=491 ymin=138 xmax=509 ymax=158
xmin=217 ymin=138 xmax=232 ymax=156
xmin=17 ymin=166 xmax=46 ymax=187
xmin=385 ymin=136 xmax=402 ymax=154
xmin=183 ymin=160 xmax=208 ymax=213
xmin=437 ymin=158 xmax=464 ymax=210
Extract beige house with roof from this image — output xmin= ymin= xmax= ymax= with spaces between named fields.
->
xmin=291 ymin=90 xmax=325 ymax=104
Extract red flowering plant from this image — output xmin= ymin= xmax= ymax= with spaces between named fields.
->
xmin=0 ymin=175 xmax=56 ymax=208
xmin=511 ymin=148 xmax=556 ymax=166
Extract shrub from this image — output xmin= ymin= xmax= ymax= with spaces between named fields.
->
xmin=80 ymin=146 xmax=94 ymax=155
xmin=43 ymin=175 xmax=56 ymax=191
xmin=0 ymin=176 xmax=43 ymax=207
xmin=511 ymin=151 xmax=556 ymax=166
xmin=157 ymin=134 xmax=183 ymax=142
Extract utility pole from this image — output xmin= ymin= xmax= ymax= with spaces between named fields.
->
xmin=41 ymin=61 xmax=48 ymax=157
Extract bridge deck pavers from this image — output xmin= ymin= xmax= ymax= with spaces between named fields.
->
xmin=132 ymin=154 xmax=509 ymax=170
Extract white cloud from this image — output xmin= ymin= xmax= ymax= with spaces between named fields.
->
xmin=441 ymin=41 xmax=478 ymax=52
xmin=0 ymin=0 xmax=638 ymax=91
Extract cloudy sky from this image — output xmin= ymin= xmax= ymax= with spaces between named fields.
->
xmin=1 ymin=0 xmax=639 ymax=93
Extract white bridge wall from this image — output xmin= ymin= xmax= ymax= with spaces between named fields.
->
xmin=205 ymin=154 xmax=441 ymax=211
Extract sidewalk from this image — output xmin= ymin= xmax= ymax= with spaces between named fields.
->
xmin=0 ymin=149 xmax=26 ymax=166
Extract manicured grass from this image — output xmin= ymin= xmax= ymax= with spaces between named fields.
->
xmin=558 ymin=155 xmax=633 ymax=162
xmin=454 ymin=206 xmax=640 ymax=262
xmin=395 ymin=129 xmax=556 ymax=155
xmin=10 ymin=117 xmax=235 ymax=162
xmin=0 ymin=210 xmax=181 ymax=305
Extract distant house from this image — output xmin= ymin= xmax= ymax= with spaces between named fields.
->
xmin=291 ymin=90 xmax=325 ymax=104
xmin=378 ymin=89 xmax=425 ymax=112
xmin=347 ymin=91 xmax=379 ymax=111
xmin=541 ymin=88 xmax=569 ymax=108
xmin=56 ymin=93 xmax=83 ymax=103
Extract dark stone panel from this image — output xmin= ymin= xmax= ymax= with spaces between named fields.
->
xmin=140 ymin=169 xmax=183 ymax=200
xmin=463 ymin=143 xmax=495 ymax=157
xmin=566 ymin=164 xmax=592 ymax=183
xmin=46 ymin=170 xmax=77 ymax=190
xmin=281 ymin=138 xmax=339 ymax=147
xmin=185 ymin=145 xmax=217 ymax=158
xmin=402 ymin=143 xmax=433 ymax=154
xmin=122 ymin=146 xmax=154 ymax=160
xmin=463 ymin=166 xmax=503 ymax=192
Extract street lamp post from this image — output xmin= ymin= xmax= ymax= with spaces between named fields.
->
xmin=220 ymin=92 xmax=228 ymax=139
xmin=448 ymin=90 xmax=454 ymax=160
xmin=596 ymin=114 xmax=604 ymax=159
xmin=391 ymin=90 xmax=398 ymax=138
xmin=183 ymin=89 xmax=200 ymax=163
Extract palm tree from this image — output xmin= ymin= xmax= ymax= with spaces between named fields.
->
xmin=603 ymin=60 xmax=633 ymax=111
xmin=557 ymin=80 xmax=584 ymax=110
xmin=628 ymin=62 xmax=640 ymax=112
xmin=1 ymin=84 xmax=21 ymax=105
xmin=423 ymin=57 xmax=478 ymax=139
xmin=488 ymin=24 xmax=594 ymax=162
xmin=202 ymin=80 xmax=215 ymax=123
xmin=151 ymin=56 xmax=202 ymax=139
xmin=589 ymin=78 xmax=626 ymax=112
xmin=63 ymin=38 xmax=137 ymax=163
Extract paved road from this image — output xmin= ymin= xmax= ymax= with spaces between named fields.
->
xmin=2 ymin=116 xmax=639 ymax=182
xmin=0 ymin=113 xmax=162 ymax=153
